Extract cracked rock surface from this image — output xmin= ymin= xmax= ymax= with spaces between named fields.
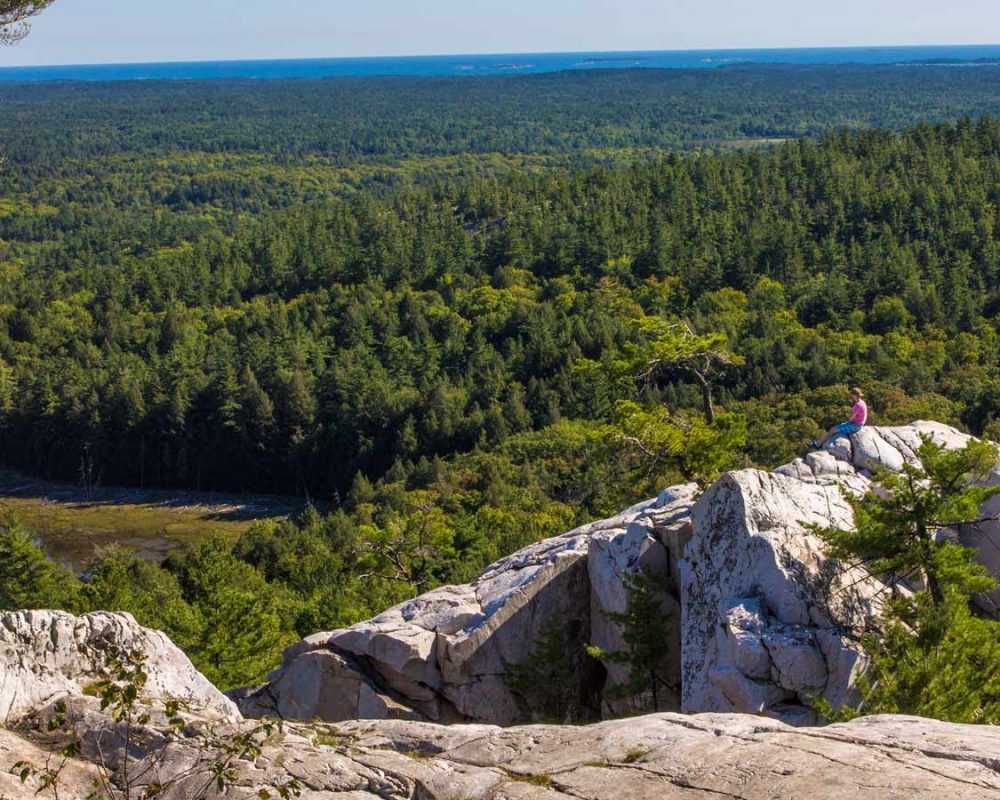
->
xmin=236 ymin=422 xmax=1000 ymax=726
xmin=236 ymin=484 xmax=700 ymax=724
xmin=0 ymin=609 xmax=239 ymax=725
xmin=4 ymin=703 xmax=1000 ymax=799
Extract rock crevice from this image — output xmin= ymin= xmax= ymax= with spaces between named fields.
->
xmin=233 ymin=422 xmax=1000 ymax=726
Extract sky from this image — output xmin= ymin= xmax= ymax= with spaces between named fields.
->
xmin=2 ymin=0 xmax=1000 ymax=66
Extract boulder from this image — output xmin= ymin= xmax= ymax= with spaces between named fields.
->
xmin=234 ymin=649 xmax=424 ymax=723
xmin=238 ymin=485 xmax=700 ymax=724
xmin=850 ymin=421 xmax=974 ymax=472
xmin=0 ymin=610 xmax=239 ymax=725
xmin=681 ymin=467 xmax=880 ymax=721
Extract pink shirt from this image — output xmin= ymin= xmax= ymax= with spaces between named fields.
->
xmin=851 ymin=400 xmax=868 ymax=426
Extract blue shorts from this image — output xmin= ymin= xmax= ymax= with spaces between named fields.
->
xmin=834 ymin=422 xmax=863 ymax=437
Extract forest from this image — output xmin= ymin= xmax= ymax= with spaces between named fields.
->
xmin=3 ymin=65 xmax=1000 ymax=692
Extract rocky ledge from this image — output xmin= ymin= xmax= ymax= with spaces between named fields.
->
xmin=0 ymin=609 xmax=239 ymax=725
xmin=3 ymin=421 xmax=1000 ymax=797
xmin=235 ymin=421 xmax=1000 ymax=727
xmin=2 ymin=619 xmax=999 ymax=800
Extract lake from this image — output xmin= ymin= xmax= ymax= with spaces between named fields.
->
xmin=2 ymin=44 xmax=1000 ymax=82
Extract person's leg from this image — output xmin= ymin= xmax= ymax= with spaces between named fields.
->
xmin=819 ymin=422 xmax=863 ymax=449
xmin=818 ymin=426 xmax=838 ymax=447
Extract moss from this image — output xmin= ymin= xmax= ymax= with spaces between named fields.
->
xmin=501 ymin=768 xmax=554 ymax=787
xmin=312 ymin=731 xmax=356 ymax=749
xmin=401 ymin=748 xmax=437 ymax=761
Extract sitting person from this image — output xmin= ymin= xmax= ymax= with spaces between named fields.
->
xmin=813 ymin=388 xmax=868 ymax=449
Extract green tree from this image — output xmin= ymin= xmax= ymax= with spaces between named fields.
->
xmin=0 ymin=513 xmax=78 ymax=611
xmin=506 ymin=620 xmax=601 ymax=723
xmin=356 ymin=491 xmax=457 ymax=592
xmin=814 ymin=438 xmax=1000 ymax=723
xmin=816 ymin=437 xmax=999 ymax=605
xmin=167 ymin=537 xmax=297 ymax=689
xmin=631 ymin=320 xmax=743 ymax=424
xmin=0 ymin=0 xmax=53 ymax=46
xmin=587 ymin=569 xmax=677 ymax=713
xmin=610 ymin=400 xmax=747 ymax=485
xmin=81 ymin=549 xmax=201 ymax=652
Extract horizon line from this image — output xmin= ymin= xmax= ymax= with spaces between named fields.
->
xmin=2 ymin=41 xmax=1000 ymax=71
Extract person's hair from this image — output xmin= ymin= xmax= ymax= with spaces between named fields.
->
xmin=851 ymin=387 xmax=865 ymax=399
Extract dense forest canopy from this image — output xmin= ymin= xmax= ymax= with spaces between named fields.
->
xmin=2 ymin=110 xmax=999 ymax=498
xmin=6 ymin=65 xmax=1000 ymax=167
xmin=3 ymin=67 xmax=1000 ymax=689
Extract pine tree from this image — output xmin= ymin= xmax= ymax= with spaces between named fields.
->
xmin=0 ymin=0 xmax=54 ymax=45
xmin=0 ymin=514 xmax=78 ymax=611
xmin=167 ymin=537 xmax=296 ymax=689
xmin=814 ymin=438 xmax=1000 ymax=722
xmin=587 ymin=569 xmax=676 ymax=713
xmin=625 ymin=319 xmax=743 ymax=424
xmin=816 ymin=437 xmax=999 ymax=605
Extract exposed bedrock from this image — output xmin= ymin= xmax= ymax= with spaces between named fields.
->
xmin=6 ymin=705 xmax=1000 ymax=799
xmin=236 ymin=484 xmax=701 ymax=724
xmin=4 ymin=610 xmax=1000 ymax=798
xmin=0 ymin=609 xmax=239 ymax=726
xmin=234 ymin=421 xmax=1000 ymax=726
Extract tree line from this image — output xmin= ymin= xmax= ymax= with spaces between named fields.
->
xmin=3 ymin=119 xmax=1000 ymax=497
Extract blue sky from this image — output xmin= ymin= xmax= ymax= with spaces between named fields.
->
xmin=2 ymin=0 xmax=999 ymax=66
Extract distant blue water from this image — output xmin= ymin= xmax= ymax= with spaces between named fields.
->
xmin=2 ymin=45 xmax=1000 ymax=82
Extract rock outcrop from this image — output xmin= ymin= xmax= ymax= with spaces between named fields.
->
xmin=0 ymin=610 xmax=239 ymax=725
xmin=4 ymin=700 xmax=1000 ymax=799
xmin=0 ymin=727 xmax=103 ymax=799
xmin=4 ymin=426 xmax=1000 ymax=800
xmin=236 ymin=421 xmax=1000 ymax=727
xmin=2 ymin=609 xmax=998 ymax=800
xmin=681 ymin=462 xmax=877 ymax=722
xmin=237 ymin=484 xmax=700 ymax=724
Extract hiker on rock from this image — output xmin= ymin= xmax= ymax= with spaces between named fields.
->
xmin=813 ymin=387 xmax=868 ymax=450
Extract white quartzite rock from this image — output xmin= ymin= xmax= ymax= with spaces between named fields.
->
xmin=0 ymin=610 xmax=239 ymax=725
xmin=682 ymin=420 xmax=996 ymax=722
xmin=7 ymin=608 xmax=1000 ymax=799
xmin=237 ymin=485 xmax=700 ymax=724
xmin=681 ymin=467 xmax=878 ymax=722
xmin=238 ymin=421 xmax=1000 ymax=727
xmin=7 ymin=706 xmax=1000 ymax=799
xmin=587 ymin=483 xmax=698 ymax=712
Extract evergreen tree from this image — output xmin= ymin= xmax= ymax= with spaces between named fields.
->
xmin=627 ymin=319 xmax=742 ymax=424
xmin=0 ymin=0 xmax=54 ymax=45
xmin=166 ymin=537 xmax=297 ymax=689
xmin=81 ymin=549 xmax=201 ymax=652
xmin=506 ymin=619 xmax=600 ymax=723
xmin=816 ymin=437 xmax=999 ymax=605
xmin=609 ymin=401 xmax=747 ymax=486
xmin=814 ymin=438 xmax=1000 ymax=722
xmin=586 ymin=569 xmax=676 ymax=713
xmin=0 ymin=514 xmax=78 ymax=611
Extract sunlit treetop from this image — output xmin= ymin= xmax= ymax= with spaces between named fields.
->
xmin=0 ymin=0 xmax=54 ymax=46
